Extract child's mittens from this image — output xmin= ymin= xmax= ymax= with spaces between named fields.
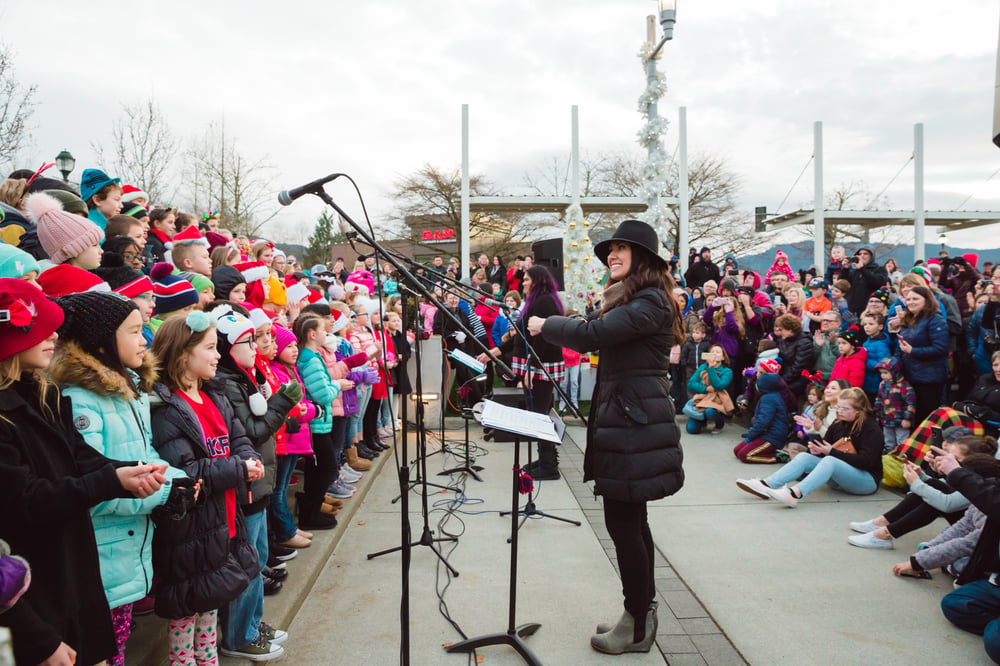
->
xmin=277 ymin=381 xmax=304 ymax=404
xmin=0 ymin=552 xmax=30 ymax=610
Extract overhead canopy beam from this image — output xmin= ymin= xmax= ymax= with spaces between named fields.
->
xmin=762 ymin=209 xmax=1000 ymax=233
xmin=468 ymin=195 xmax=670 ymax=214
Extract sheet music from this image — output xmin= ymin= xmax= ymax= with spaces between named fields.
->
xmin=480 ymin=400 xmax=562 ymax=443
xmin=448 ymin=349 xmax=487 ymax=374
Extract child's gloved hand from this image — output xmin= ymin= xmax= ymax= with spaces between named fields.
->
xmin=277 ymin=381 xmax=303 ymax=404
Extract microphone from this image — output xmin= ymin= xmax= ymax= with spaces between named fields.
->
xmin=483 ymin=298 xmax=511 ymax=310
xmin=277 ymin=173 xmax=342 ymax=206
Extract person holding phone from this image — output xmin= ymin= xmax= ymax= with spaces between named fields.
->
xmin=526 ymin=219 xmax=684 ymax=654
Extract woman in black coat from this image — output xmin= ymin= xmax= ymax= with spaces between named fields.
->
xmin=528 ymin=220 xmax=685 ymax=655
xmin=481 ymin=265 xmax=566 ymax=479
xmin=0 ymin=280 xmax=167 ymax=666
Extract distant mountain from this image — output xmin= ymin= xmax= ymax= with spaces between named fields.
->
xmin=732 ymin=241 xmax=1000 ymax=277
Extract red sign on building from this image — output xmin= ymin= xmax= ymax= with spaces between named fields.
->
xmin=422 ymin=228 xmax=455 ymax=243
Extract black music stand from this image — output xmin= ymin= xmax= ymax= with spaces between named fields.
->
xmin=444 ymin=401 xmax=565 ymax=665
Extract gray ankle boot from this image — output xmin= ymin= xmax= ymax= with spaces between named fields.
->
xmin=596 ymin=600 xmax=658 ymax=634
xmin=590 ymin=606 xmax=657 ymax=654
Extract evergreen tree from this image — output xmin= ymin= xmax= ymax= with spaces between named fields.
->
xmin=304 ymin=210 xmax=341 ymax=268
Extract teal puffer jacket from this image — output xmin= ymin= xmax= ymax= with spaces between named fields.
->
xmin=297 ymin=346 xmax=340 ymax=434
xmin=54 ymin=341 xmax=189 ymax=609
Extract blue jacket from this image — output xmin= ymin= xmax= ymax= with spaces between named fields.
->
xmin=861 ymin=333 xmax=893 ymax=395
xmin=298 ymin=346 xmax=340 ymax=434
xmin=53 ymin=341 xmax=188 ymax=609
xmin=87 ymin=208 xmax=108 ymax=231
xmin=895 ymin=312 xmax=949 ymax=384
xmin=745 ymin=373 xmax=789 ymax=446
xmin=492 ymin=313 xmax=511 ymax=349
xmin=968 ymin=303 xmax=996 ymax=376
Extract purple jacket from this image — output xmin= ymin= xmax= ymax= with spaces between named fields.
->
xmin=702 ymin=304 xmax=742 ymax=359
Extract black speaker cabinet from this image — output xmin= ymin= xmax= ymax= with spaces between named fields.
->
xmin=531 ymin=238 xmax=564 ymax=291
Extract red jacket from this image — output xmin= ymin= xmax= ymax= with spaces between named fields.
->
xmin=830 ymin=348 xmax=868 ymax=389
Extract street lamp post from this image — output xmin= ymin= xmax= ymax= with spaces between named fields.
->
xmin=938 ymin=232 xmax=948 ymax=255
xmin=55 ymin=150 xmax=76 ymax=183
xmin=640 ymin=0 xmax=677 ymax=257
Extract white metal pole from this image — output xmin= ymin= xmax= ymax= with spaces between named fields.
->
xmin=460 ymin=104 xmax=471 ymax=284
xmin=914 ymin=123 xmax=926 ymax=263
xmin=813 ymin=121 xmax=824 ymax=271
xmin=571 ymin=105 xmax=580 ymax=205
xmin=679 ymin=106 xmax=689 ymax=273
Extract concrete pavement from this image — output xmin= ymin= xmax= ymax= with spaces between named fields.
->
xmin=131 ymin=416 xmax=992 ymax=664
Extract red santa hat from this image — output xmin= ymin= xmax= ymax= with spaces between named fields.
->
xmin=758 ymin=358 xmax=782 ymax=374
xmin=233 ymin=261 xmax=270 ymax=284
xmin=172 ymin=224 xmax=209 ymax=247
xmin=121 ymin=184 xmax=148 ymax=204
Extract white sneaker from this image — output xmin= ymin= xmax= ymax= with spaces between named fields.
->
xmin=848 ymin=531 xmax=894 ymax=549
xmin=850 ymin=519 xmax=880 ymax=534
xmin=340 ymin=464 xmax=362 ymax=483
xmin=378 ymin=425 xmax=393 ymax=438
xmin=765 ymin=486 xmax=799 ymax=508
xmin=736 ymin=478 xmax=771 ymax=499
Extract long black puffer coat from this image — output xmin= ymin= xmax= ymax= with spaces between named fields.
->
xmin=777 ymin=330 xmax=815 ymax=395
xmin=149 ymin=381 xmax=260 ymax=619
xmin=541 ymin=287 xmax=684 ymax=502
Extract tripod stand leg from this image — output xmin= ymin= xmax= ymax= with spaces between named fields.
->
xmin=444 ymin=631 xmax=543 ymax=666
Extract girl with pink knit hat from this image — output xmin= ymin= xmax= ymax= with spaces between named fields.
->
xmin=24 ymin=192 xmax=104 ymax=269
xmin=764 ymin=249 xmax=796 ymax=286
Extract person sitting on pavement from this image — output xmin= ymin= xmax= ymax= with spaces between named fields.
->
xmin=733 ymin=368 xmax=796 ymax=464
xmin=737 ymin=388 xmax=883 ymax=507
xmin=772 ymin=314 xmax=814 ymax=396
xmin=848 ymin=432 xmax=995 ymax=550
xmin=682 ymin=344 xmax=733 ymax=434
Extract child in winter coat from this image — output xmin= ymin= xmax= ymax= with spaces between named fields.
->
xmin=208 ymin=305 xmax=299 ymax=656
xmin=319 ymin=304 xmax=371 ymax=490
xmin=803 ymin=278 xmax=833 ymax=333
xmin=682 ymin=344 xmax=734 ymax=434
xmin=0 ymin=280 xmax=169 ymax=666
xmin=830 ymin=325 xmax=868 ymax=388
xmin=294 ymin=315 xmax=343 ymax=530
xmin=149 ymin=313 xmax=268 ymax=663
xmin=734 ymin=371 xmax=796 ymax=463
xmin=269 ymin=325 xmax=320 ymax=545
xmin=861 ymin=312 xmax=892 ymax=399
xmin=764 ymin=249 xmax=796 ymax=286
xmin=52 ymin=291 xmax=192 ymax=666
xmin=680 ymin=321 xmax=711 ymax=402
xmin=874 ymin=357 xmax=916 ymax=452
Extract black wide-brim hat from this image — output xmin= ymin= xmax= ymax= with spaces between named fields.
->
xmin=593 ymin=219 xmax=667 ymax=268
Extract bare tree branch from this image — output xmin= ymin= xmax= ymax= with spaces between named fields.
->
xmin=92 ymin=98 xmax=178 ymax=202
xmin=0 ymin=45 xmax=37 ymax=169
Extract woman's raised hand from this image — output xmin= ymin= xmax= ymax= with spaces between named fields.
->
xmin=117 ymin=463 xmax=168 ymax=498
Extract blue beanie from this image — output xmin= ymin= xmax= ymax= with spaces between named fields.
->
xmin=0 ymin=243 xmax=40 ymax=279
xmin=79 ymin=168 xmax=121 ymax=202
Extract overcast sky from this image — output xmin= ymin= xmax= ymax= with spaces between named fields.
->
xmin=4 ymin=0 xmax=1000 ymax=251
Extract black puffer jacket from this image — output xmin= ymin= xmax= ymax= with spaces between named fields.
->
xmin=777 ymin=331 xmax=814 ymax=395
xmin=0 ymin=377 xmax=133 ymax=666
xmin=215 ymin=365 xmax=296 ymax=513
xmin=955 ymin=373 xmax=1000 ymax=434
xmin=541 ymin=287 xmax=684 ymax=502
xmin=149 ymin=381 xmax=260 ymax=619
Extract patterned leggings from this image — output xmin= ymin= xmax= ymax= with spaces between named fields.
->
xmin=168 ymin=610 xmax=219 ymax=666
xmin=109 ymin=603 xmax=133 ymax=666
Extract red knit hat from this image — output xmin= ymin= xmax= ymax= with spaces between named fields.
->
xmin=0 ymin=279 xmax=65 ymax=362
xmin=962 ymin=253 xmax=980 ymax=270
xmin=36 ymin=264 xmax=110 ymax=298
xmin=115 ymin=274 xmax=155 ymax=299
xmin=758 ymin=358 xmax=781 ymax=374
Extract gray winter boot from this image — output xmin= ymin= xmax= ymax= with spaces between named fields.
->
xmin=590 ymin=605 xmax=657 ymax=654
xmin=596 ymin=600 xmax=659 ymax=634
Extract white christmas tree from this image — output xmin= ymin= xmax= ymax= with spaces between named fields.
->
xmin=637 ymin=41 xmax=672 ymax=256
xmin=561 ymin=203 xmax=605 ymax=313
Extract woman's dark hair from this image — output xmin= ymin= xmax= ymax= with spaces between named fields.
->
xmin=959 ymin=453 xmax=1000 ymax=479
xmin=523 ymin=265 xmax=564 ymax=316
xmin=600 ymin=243 xmax=685 ymax=342
xmin=900 ymin=285 xmax=939 ymax=327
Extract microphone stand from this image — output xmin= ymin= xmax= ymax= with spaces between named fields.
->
xmin=302 ymin=185 xmax=511 ymax=665
xmin=438 ymin=374 xmax=487 ymax=481
xmin=496 ymin=302 xmax=582 ymax=534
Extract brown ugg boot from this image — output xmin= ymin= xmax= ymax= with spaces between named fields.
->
xmin=346 ymin=446 xmax=372 ymax=472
